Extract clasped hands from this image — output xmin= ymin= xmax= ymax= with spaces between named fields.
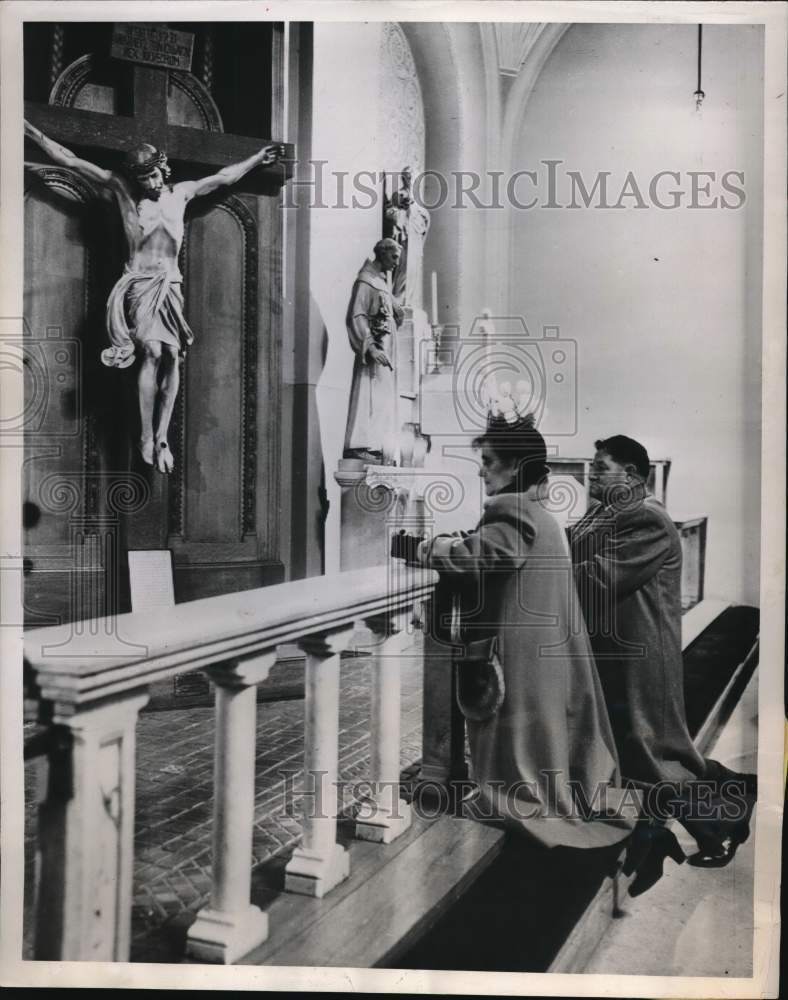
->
xmin=390 ymin=530 xmax=425 ymax=565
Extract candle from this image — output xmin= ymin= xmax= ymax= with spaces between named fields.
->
xmin=431 ymin=271 xmax=438 ymax=326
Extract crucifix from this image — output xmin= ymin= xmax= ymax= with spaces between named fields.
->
xmin=24 ymin=50 xmax=293 ymax=474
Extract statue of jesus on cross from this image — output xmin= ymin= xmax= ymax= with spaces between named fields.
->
xmin=25 ymin=119 xmax=283 ymax=473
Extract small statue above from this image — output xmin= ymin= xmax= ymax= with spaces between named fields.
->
xmin=383 ymin=166 xmax=430 ymax=309
xmin=24 ymin=119 xmax=283 ymax=473
xmin=343 ymin=238 xmax=404 ymax=466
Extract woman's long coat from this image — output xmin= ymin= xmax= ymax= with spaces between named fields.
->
xmin=422 ymin=489 xmax=638 ymax=850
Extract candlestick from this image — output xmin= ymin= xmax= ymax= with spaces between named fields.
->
xmin=431 ymin=272 xmax=438 ymax=326
xmin=430 ymin=324 xmax=443 ymax=375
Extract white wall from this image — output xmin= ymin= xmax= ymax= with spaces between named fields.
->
xmin=509 ymin=23 xmax=763 ymax=605
xmin=310 ymin=22 xmax=386 ymax=571
xmin=310 ymin=22 xmax=500 ymax=567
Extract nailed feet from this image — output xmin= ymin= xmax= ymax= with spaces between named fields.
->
xmin=139 ymin=438 xmax=174 ymax=473
xmin=155 ymin=440 xmax=174 ymax=474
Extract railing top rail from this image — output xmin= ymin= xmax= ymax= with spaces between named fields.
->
xmin=24 ymin=564 xmax=438 ymax=711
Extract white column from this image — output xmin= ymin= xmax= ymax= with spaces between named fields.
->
xmin=35 ymin=690 xmax=149 ymax=962
xmin=186 ymin=653 xmax=274 ymax=964
xmin=354 ymin=612 xmax=412 ymax=843
xmin=284 ymin=627 xmax=352 ymax=898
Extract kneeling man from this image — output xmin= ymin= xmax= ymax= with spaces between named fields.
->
xmin=569 ymin=434 xmax=754 ymax=868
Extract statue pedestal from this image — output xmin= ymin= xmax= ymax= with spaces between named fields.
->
xmin=334 ymin=461 xmax=426 ymax=572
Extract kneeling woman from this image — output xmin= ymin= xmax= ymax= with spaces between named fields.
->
xmin=417 ymin=416 xmax=638 ymax=851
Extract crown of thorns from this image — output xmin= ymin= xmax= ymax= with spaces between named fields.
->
xmin=123 ymin=146 xmax=169 ymax=177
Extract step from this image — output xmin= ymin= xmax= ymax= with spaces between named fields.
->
xmin=549 ymin=600 xmax=759 ymax=973
xmin=582 ymin=665 xmax=760 ymax=976
xmin=240 ymin=811 xmax=505 ymax=968
xmin=682 ymin=604 xmax=759 ymax=751
xmin=681 ymin=598 xmax=730 ymax=649
xmin=396 ymin=830 xmax=626 ymax=973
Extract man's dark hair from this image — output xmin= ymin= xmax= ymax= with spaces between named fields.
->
xmin=595 ymin=435 xmax=651 ymax=480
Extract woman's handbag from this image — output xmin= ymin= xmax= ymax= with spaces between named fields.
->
xmin=454 ymin=634 xmax=505 ymax=722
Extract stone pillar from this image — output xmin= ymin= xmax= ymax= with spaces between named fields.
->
xmin=335 ymin=463 xmax=430 ymax=573
xmin=284 ymin=628 xmax=353 ymax=898
xmin=354 ymin=612 xmax=412 ymax=844
xmin=34 ymin=690 xmax=149 ymax=962
xmin=186 ymin=654 xmax=275 ymax=964
xmin=335 ymin=461 xmax=398 ymax=572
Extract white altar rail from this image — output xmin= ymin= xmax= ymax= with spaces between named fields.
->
xmin=24 ymin=564 xmax=438 ymax=964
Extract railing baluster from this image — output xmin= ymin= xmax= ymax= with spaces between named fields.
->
xmin=34 ymin=690 xmax=149 ymax=962
xmin=25 ymin=566 xmax=439 ymax=958
xmin=186 ymin=654 xmax=274 ymax=964
xmin=284 ymin=627 xmax=352 ymax=898
xmin=354 ymin=612 xmax=412 ymax=843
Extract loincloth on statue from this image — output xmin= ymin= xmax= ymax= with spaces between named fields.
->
xmin=103 ymin=267 xmax=194 ymax=366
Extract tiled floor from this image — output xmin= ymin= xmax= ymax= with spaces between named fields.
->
xmin=24 ymin=639 xmax=426 ymax=963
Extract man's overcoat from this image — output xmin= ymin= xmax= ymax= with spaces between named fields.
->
xmin=569 ymin=492 xmax=707 ymax=787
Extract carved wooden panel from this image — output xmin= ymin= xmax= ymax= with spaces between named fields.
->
xmin=165 ymin=189 xmax=283 ymax=600
xmin=177 ymin=197 xmax=252 ymax=543
xmin=50 ymin=52 xmax=224 ymax=131
xmin=23 ymin=173 xmax=92 ymax=544
xmin=23 ymin=168 xmax=132 ymax=625
xmin=251 ymin=191 xmax=282 ymax=564
xmin=24 ymin=24 xmax=285 ymax=615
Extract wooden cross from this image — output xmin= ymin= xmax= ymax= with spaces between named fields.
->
xmin=24 ymin=60 xmax=293 ymax=195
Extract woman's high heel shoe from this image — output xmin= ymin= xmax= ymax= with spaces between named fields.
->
xmin=622 ymin=824 xmax=653 ymax=877
xmin=627 ymin=827 xmax=686 ymax=898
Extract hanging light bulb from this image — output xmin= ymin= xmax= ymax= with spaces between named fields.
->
xmin=693 ymin=25 xmax=706 ymax=111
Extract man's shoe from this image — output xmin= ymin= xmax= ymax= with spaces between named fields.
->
xmin=687 ymin=818 xmax=751 ymax=868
